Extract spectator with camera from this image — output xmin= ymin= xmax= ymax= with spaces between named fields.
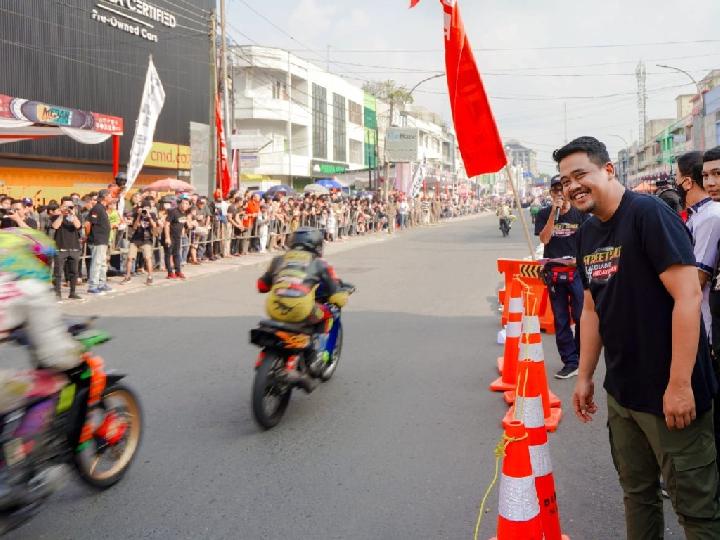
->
xmin=122 ymin=201 xmax=158 ymax=285
xmin=163 ymin=195 xmax=190 ymax=279
xmin=1 ymin=198 xmax=37 ymax=229
xmin=50 ymin=196 xmax=82 ymax=300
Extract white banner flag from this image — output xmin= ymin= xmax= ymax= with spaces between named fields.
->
xmin=120 ymin=57 xmax=165 ymax=214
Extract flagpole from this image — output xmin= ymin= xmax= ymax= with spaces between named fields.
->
xmin=504 ymin=162 xmax=536 ymax=260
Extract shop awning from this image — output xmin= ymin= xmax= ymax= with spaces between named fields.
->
xmin=0 ymin=94 xmax=123 ymax=145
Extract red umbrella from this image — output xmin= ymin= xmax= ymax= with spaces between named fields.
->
xmin=143 ymin=178 xmax=195 ymax=193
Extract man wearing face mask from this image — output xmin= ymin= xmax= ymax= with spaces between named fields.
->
xmin=676 ymin=151 xmax=720 ymax=342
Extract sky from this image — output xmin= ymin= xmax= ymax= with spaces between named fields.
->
xmin=224 ymin=0 xmax=720 ymax=174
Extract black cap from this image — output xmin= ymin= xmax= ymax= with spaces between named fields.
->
xmin=550 ymin=175 xmax=562 ymax=187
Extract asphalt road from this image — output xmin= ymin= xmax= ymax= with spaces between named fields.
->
xmin=8 ymin=215 xmax=683 ymax=539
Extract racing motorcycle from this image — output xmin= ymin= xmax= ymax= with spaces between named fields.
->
xmin=250 ymin=282 xmax=356 ymax=429
xmin=499 ymin=217 xmax=512 ymax=237
xmin=0 ymin=319 xmax=142 ymax=534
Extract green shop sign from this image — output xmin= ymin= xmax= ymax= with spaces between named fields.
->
xmin=312 ymin=161 xmax=348 ymax=175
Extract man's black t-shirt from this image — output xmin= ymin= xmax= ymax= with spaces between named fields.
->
xmin=576 ymin=190 xmax=717 ymax=416
xmin=54 ymin=216 xmax=81 ymax=250
xmin=86 ymin=203 xmax=110 ymax=245
xmin=167 ymin=208 xmax=187 ymax=239
xmin=534 ymin=205 xmax=588 ymax=258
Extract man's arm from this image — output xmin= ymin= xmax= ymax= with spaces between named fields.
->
xmin=659 ymin=264 xmax=701 ymax=430
xmin=50 ymin=213 xmax=64 ymax=230
xmin=538 ymin=206 xmax=559 ymax=245
xmin=573 ymin=290 xmax=603 ymax=423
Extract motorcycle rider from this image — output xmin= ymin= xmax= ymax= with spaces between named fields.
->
xmin=0 ymin=228 xmax=83 ymax=509
xmin=256 ymin=227 xmax=349 ymax=380
xmin=496 ymin=200 xmax=512 ymax=233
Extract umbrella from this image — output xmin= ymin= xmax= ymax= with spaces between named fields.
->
xmin=304 ymin=184 xmax=330 ymax=195
xmin=143 ymin=178 xmax=195 ymax=193
xmin=316 ymin=178 xmax=343 ymax=190
xmin=266 ymin=184 xmax=295 ymax=196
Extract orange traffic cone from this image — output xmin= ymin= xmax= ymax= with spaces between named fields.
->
xmin=490 ymin=279 xmax=523 ymax=392
xmin=513 ymin=369 xmax=570 ymax=540
xmin=489 ymin=420 xmax=543 ymax=540
xmin=503 ymin=315 xmax=562 ymax=432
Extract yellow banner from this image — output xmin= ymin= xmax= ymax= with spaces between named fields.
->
xmin=144 ymin=142 xmax=191 ymax=170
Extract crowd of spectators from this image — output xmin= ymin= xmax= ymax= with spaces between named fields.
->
xmin=0 ymin=186 xmax=484 ymax=299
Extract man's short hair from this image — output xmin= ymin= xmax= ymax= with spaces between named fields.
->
xmin=60 ymin=196 xmax=73 ymax=203
xmin=677 ymin=151 xmax=703 ymax=185
xmin=552 ymin=136 xmax=611 ymax=168
xmin=703 ymin=146 xmax=720 ymax=163
xmin=97 ymin=189 xmax=110 ymax=201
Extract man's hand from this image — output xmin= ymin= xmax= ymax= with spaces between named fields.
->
xmin=573 ymin=377 xmax=597 ymax=423
xmin=663 ymin=380 xmax=696 ymax=430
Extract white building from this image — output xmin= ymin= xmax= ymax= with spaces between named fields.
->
xmin=229 ymin=46 xmax=367 ymax=188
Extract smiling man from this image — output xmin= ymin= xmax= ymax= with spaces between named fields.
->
xmin=554 ymin=136 xmax=720 ymax=539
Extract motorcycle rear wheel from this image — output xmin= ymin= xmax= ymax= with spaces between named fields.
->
xmin=252 ymin=353 xmax=292 ymax=430
xmin=74 ymin=383 xmax=143 ymax=489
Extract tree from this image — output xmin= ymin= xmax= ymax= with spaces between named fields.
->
xmin=363 ymin=80 xmax=414 ymax=117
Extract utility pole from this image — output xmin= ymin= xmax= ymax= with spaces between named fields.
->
xmin=383 ymin=100 xmax=394 ymax=203
xmin=286 ymin=50 xmax=293 ymax=188
xmin=208 ymin=10 xmax=217 ymax=197
xmin=220 ymin=0 xmax=232 ymax=187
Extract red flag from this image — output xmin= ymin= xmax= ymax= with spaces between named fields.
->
xmin=439 ymin=0 xmax=506 ymax=176
xmin=409 ymin=0 xmax=421 ymax=7
xmin=215 ymin=93 xmax=231 ymax=197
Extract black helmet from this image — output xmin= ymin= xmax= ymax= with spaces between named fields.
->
xmin=289 ymin=227 xmax=324 ymax=256
xmin=115 ymin=171 xmax=128 ymax=188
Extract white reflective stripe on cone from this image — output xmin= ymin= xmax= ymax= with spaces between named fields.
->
xmin=519 ymin=342 xmax=544 ymax=363
xmin=509 ymin=297 xmax=524 ymax=312
xmin=516 ymin=396 xmax=544 ymax=429
xmin=498 ymin=474 xmax=541 ymax=521
xmin=522 ymin=315 xmax=541 ymax=334
xmin=529 ymin=442 xmax=553 ymax=477
xmin=506 ymin=321 xmax=522 ymax=338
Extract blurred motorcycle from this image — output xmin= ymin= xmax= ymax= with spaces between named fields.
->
xmin=0 ymin=319 xmax=142 ymax=534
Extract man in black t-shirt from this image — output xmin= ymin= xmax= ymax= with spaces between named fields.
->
xmin=84 ymin=189 xmax=112 ymax=294
xmin=51 ymin=197 xmax=82 ymax=300
xmin=535 ymin=175 xmax=588 ymax=379
xmin=163 ymin=196 xmax=189 ymax=279
xmin=555 ymin=136 xmax=720 ymax=538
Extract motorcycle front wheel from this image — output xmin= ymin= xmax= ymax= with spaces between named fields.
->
xmin=252 ymin=353 xmax=292 ymax=429
xmin=320 ymin=326 xmax=342 ymax=382
xmin=74 ymin=383 xmax=143 ymax=489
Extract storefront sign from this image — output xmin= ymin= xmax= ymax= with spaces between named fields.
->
xmin=0 ymin=94 xmax=124 ymax=134
xmin=386 ymin=128 xmax=419 ymax=162
xmin=144 ymin=142 xmax=191 ymax=169
xmin=312 ymin=160 xmax=348 ymax=175
xmin=91 ymin=0 xmax=178 ymax=43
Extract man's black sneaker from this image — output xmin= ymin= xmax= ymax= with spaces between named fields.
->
xmin=555 ymin=365 xmax=579 ymax=379
xmin=68 ymin=293 xmax=81 ymax=300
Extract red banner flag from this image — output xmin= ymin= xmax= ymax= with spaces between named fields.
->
xmin=417 ymin=1 xmax=506 ymax=176
xmin=215 ymin=93 xmax=231 ymax=197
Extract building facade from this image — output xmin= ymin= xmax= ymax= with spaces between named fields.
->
xmin=230 ymin=46 xmax=370 ymax=189
xmin=0 ymin=0 xmax=214 ymax=199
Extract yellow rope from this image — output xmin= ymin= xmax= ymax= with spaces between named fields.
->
xmin=472 ymin=431 xmax=530 ymax=540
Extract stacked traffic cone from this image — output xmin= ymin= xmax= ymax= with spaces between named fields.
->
xmin=503 ymin=315 xmax=562 ymax=432
xmin=511 ymin=367 xmax=570 ymax=539
xmin=502 ymin=286 xmax=561 ymax=408
xmin=489 ymin=420 xmax=543 ymax=540
xmin=490 ymin=278 xmax=523 ymax=392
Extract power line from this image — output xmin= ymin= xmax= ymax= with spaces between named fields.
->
xmin=289 ymin=38 xmax=720 ymax=53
